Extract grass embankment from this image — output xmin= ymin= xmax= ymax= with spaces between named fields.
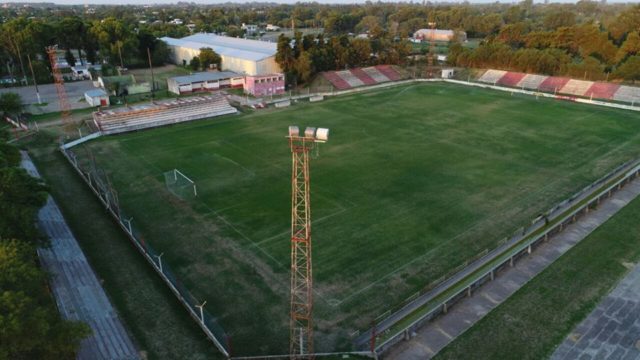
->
xmin=436 ymin=196 xmax=640 ymax=360
xmin=25 ymin=133 xmax=221 ymax=360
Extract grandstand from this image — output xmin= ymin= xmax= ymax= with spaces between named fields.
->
xmin=497 ymin=72 xmax=526 ymax=87
xmin=559 ymin=79 xmax=593 ymax=97
xmin=376 ymin=65 xmax=402 ymax=81
xmin=585 ymin=83 xmax=620 ymax=100
xmin=538 ymin=76 xmax=571 ymax=93
xmin=350 ymin=68 xmax=377 ymax=86
xmin=93 ymin=94 xmax=237 ymax=135
xmin=478 ymin=69 xmax=507 ymax=84
xmin=322 ymin=65 xmax=401 ymax=90
xmin=478 ymin=69 xmax=640 ymax=104
xmin=517 ymin=74 xmax=549 ymax=90
xmin=613 ymin=86 xmax=640 ymax=104
xmin=363 ymin=67 xmax=390 ymax=83
xmin=335 ymin=70 xmax=365 ymax=88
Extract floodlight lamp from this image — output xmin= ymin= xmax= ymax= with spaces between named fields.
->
xmin=288 ymin=126 xmax=300 ymax=137
xmin=315 ymin=128 xmax=329 ymax=142
xmin=304 ymin=127 xmax=317 ymax=139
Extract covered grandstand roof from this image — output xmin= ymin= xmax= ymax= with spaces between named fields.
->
xmin=161 ymin=33 xmax=277 ymax=62
xmin=170 ymin=71 xmax=240 ymax=85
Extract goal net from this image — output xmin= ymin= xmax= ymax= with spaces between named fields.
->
xmin=164 ymin=169 xmax=197 ymax=200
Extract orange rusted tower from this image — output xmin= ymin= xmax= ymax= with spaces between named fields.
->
xmin=46 ymin=45 xmax=73 ymax=134
xmin=287 ymin=126 xmax=329 ymax=358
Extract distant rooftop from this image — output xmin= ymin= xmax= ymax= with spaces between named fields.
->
xmin=161 ymin=33 xmax=277 ymax=62
xmin=170 ymin=71 xmax=240 ymax=85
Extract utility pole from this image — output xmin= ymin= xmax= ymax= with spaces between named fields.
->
xmin=287 ymin=126 xmax=330 ymax=359
xmin=27 ymin=54 xmax=42 ymax=104
xmin=147 ymin=48 xmax=155 ymax=98
xmin=117 ymin=42 xmax=124 ymax=69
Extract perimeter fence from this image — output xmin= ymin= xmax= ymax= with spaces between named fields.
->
xmin=60 ymin=144 xmax=230 ymax=358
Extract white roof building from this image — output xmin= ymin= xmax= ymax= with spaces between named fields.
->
xmin=413 ymin=29 xmax=466 ymax=42
xmin=161 ymin=33 xmax=281 ymax=76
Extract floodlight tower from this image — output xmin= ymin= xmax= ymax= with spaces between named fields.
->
xmin=287 ymin=125 xmax=329 ymax=359
xmin=46 ymin=45 xmax=73 ymax=134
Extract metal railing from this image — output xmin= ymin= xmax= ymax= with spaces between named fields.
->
xmin=364 ymin=160 xmax=640 ymax=356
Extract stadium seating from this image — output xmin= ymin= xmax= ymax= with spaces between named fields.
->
xmin=538 ymin=76 xmax=571 ymax=93
xmin=94 ymin=95 xmax=237 ymax=135
xmin=350 ymin=68 xmax=377 ymax=86
xmin=558 ymin=79 xmax=594 ymax=97
xmin=322 ymin=71 xmax=351 ymax=90
xmin=478 ymin=69 xmax=507 ymax=84
xmin=322 ymin=65 xmax=401 ymax=90
xmin=375 ymin=65 xmax=401 ymax=81
xmin=336 ymin=70 xmax=365 ymax=88
xmin=362 ymin=67 xmax=390 ymax=83
xmin=517 ymin=74 xmax=549 ymax=89
xmin=585 ymin=83 xmax=620 ymax=100
xmin=613 ymin=86 xmax=640 ymax=104
xmin=497 ymin=72 xmax=527 ymax=87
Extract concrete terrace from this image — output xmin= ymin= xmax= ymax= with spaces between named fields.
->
xmin=21 ymin=152 xmax=139 ymax=360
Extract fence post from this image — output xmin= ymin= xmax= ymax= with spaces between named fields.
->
xmin=196 ymin=301 xmax=207 ymax=323
xmin=155 ymin=252 xmax=164 ymax=273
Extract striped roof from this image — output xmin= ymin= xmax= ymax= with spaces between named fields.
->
xmin=161 ymin=33 xmax=277 ymax=62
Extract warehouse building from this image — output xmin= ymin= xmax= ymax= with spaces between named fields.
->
xmin=161 ymin=33 xmax=281 ymax=76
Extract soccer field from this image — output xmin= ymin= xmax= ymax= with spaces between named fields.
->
xmin=80 ymin=82 xmax=640 ymax=355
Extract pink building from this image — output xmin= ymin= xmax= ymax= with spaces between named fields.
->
xmin=244 ymin=73 xmax=285 ymax=96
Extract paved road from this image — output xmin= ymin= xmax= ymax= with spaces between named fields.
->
xmin=385 ymin=179 xmax=640 ymax=359
xmin=1 ymin=80 xmax=95 ymax=113
xmin=21 ymin=152 xmax=139 ymax=360
xmin=552 ymin=261 xmax=640 ymax=360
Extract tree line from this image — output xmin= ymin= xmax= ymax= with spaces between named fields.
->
xmin=447 ymin=5 xmax=640 ymax=81
xmin=276 ymin=31 xmax=411 ymax=86
xmin=0 ymin=94 xmax=90 ymax=358
xmin=1 ymin=15 xmax=171 ymax=85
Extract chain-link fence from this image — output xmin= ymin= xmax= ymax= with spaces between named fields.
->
xmin=60 ymin=145 xmax=230 ymax=358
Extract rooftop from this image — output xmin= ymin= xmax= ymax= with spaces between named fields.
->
xmin=170 ymin=71 xmax=241 ymax=85
xmin=161 ymin=33 xmax=277 ymax=62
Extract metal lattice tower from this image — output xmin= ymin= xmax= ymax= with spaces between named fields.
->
xmin=287 ymin=126 xmax=329 ymax=359
xmin=46 ymin=45 xmax=73 ymax=134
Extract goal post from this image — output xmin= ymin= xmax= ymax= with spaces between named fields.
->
xmin=164 ymin=169 xmax=197 ymax=199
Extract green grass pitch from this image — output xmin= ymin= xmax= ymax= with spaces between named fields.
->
xmin=79 ymin=82 xmax=640 ymax=355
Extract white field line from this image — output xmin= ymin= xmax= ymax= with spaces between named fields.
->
xmin=251 ymin=206 xmax=348 ymax=247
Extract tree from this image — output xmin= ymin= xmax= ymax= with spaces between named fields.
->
xmin=295 ymin=51 xmax=313 ymax=84
xmin=616 ymin=32 xmax=640 ymax=64
xmin=0 ymin=93 xmax=24 ymax=117
xmin=349 ymin=38 xmax=372 ymax=67
xmin=543 ymin=11 xmax=576 ymax=30
xmin=0 ymin=167 xmax=48 ymax=244
xmin=198 ymin=48 xmax=221 ymax=70
xmin=0 ymin=240 xmax=91 ymax=359
xmin=65 ymin=49 xmax=76 ymax=67
xmin=275 ymin=35 xmax=295 ymax=73
xmin=614 ymin=56 xmax=640 ymax=82
xmin=189 ymin=56 xmax=201 ymax=71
